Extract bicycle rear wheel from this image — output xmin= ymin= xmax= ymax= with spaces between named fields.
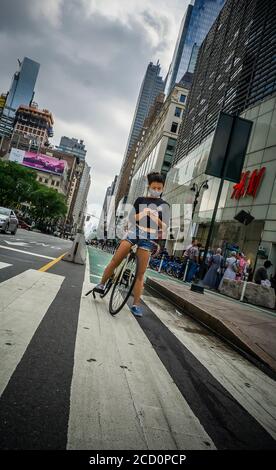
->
xmin=109 ymin=253 xmax=139 ymax=315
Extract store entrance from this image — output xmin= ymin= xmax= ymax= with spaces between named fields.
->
xmin=196 ymin=219 xmax=264 ymax=267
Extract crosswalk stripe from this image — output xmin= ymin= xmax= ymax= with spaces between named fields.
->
xmin=0 ymin=269 xmax=65 ymax=397
xmin=67 ymin=265 xmax=215 ymax=450
xmin=0 ymin=262 xmax=12 ymax=270
xmin=0 ymin=245 xmax=55 ymax=259
xmin=143 ymin=294 xmax=276 ymax=441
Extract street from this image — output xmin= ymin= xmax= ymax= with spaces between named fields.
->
xmin=0 ymin=237 xmax=276 ymax=450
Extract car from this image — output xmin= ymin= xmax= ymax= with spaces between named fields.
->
xmin=0 ymin=207 xmax=18 ymax=235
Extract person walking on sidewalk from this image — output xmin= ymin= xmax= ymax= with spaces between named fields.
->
xmin=186 ymin=241 xmax=201 ymax=282
xmin=219 ymin=251 xmax=238 ymax=289
xmin=203 ymin=248 xmax=224 ymax=290
xmin=93 ymin=172 xmax=170 ymax=317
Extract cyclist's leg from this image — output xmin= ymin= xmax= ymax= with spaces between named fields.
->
xmin=132 ymin=247 xmax=151 ymax=306
xmin=100 ymin=239 xmax=133 ymax=284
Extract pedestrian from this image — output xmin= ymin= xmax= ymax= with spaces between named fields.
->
xmin=183 ymin=239 xmax=197 ymax=262
xmin=203 ymin=248 xmax=224 ymax=290
xmin=93 ymin=172 xmax=170 ymax=317
xmin=219 ymin=251 xmax=238 ymax=289
xmin=236 ymin=252 xmax=247 ymax=281
xmin=186 ymin=241 xmax=201 ymax=282
xmin=254 ymin=260 xmax=273 ymax=285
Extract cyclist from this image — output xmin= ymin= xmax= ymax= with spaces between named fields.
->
xmin=94 ymin=172 xmax=170 ymax=317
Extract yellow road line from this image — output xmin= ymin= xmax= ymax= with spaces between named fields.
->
xmin=38 ymin=252 xmax=68 ymax=272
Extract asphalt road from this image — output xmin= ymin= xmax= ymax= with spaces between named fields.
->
xmin=0 ymin=242 xmax=276 ymax=451
xmin=0 ymin=228 xmax=73 ymax=281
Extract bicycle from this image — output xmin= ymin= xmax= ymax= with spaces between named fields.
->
xmin=85 ymin=241 xmax=160 ymax=315
xmin=85 ymin=244 xmax=138 ymax=315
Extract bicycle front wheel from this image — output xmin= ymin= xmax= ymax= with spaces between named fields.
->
xmin=100 ymin=277 xmax=113 ymax=298
xmin=109 ymin=254 xmax=139 ymax=315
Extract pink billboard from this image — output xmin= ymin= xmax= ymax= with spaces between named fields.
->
xmin=10 ymin=148 xmax=66 ymax=175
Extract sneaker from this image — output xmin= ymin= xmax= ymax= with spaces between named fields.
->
xmin=131 ymin=305 xmax=143 ymax=317
xmin=93 ymin=283 xmax=105 ymax=294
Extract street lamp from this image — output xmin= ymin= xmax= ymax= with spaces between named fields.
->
xmin=190 ymin=180 xmax=209 ymax=219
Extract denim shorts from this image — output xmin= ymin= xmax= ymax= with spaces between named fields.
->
xmin=123 ymin=229 xmax=156 ymax=252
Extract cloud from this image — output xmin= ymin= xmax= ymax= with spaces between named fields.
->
xmin=0 ymin=0 xmax=188 ymax=215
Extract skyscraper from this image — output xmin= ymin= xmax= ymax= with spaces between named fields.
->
xmin=114 ymin=61 xmax=165 ymax=207
xmin=165 ymin=0 xmax=225 ymax=95
xmin=5 ymin=57 xmax=40 ymax=117
xmin=0 ymin=57 xmax=40 ymax=139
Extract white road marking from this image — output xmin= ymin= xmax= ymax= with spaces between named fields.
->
xmin=24 ymin=242 xmax=50 ymax=247
xmin=0 ymin=269 xmax=64 ymax=396
xmin=143 ymin=294 xmax=276 ymax=440
xmin=5 ymin=241 xmax=29 ymax=246
xmin=67 ymin=260 xmax=215 ymax=450
xmin=0 ymin=262 xmax=12 ymax=270
xmin=0 ymin=245 xmax=55 ymax=260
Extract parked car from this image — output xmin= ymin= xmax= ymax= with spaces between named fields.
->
xmin=0 ymin=207 xmax=18 ymax=235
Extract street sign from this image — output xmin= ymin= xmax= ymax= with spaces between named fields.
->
xmin=205 ymin=112 xmax=253 ymax=183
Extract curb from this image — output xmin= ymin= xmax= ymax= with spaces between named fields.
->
xmin=146 ymin=277 xmax=276 ymax=377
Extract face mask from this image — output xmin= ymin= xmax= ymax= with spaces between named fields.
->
xmin=149 ymin=188 xmax=162 ymax=198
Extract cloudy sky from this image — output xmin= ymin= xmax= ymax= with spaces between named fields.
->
xmin=0 ymin=0 xmax=189 ymax=217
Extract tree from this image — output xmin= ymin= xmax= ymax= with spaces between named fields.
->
xmin=29 ymin=186 xmax=67 ymax=229
xmin=0 ymin=160 xmax=38 ymax=208
xmin=0 ymin=161 xmax=67 ymax=229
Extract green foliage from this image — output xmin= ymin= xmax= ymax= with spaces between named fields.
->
xmin=0 ymin=160 xmax=67 ymax=224
xmin=0 ymin=160 xmax=39 ymax=208
xmin=30 ymin=186 xmax=67 ymax=223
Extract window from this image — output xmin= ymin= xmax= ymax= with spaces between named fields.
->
xmin=39 ymin=177 xmax=42 ymax=182
xmin=179 ymin=94 xmax=186 ymax=103
xmin=56 ymin=181 xmax=60 ymax=187
xmin=51 ymin=180 xmax=55 ymax=185
xmin=45 ymin=179 xmax=48 ymax=184
xmin=174 ymin=107 xmax=182 ymax=117
xmin=171 ymin=122 xmax=178 ymax=133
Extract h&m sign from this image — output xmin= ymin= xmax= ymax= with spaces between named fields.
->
xmin=231 ymin=167 xmax=266 ymax=200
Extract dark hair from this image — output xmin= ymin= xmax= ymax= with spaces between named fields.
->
xmin=264 ymin=260 xmax=272 ymax=268
xmin=147 ymin=172 xmax=165 ymax=185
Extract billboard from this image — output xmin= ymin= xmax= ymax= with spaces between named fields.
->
xmin=9 ymin=148 xmax=67 ymax=175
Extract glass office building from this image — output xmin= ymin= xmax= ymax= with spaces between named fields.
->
xmin=165 ymin=0 xmax=225 ymax=95
xmin=0 ymin=57 xmax=40 ymax=139
xmin=5 ymin=57 xmax=40 ymax=118
xmin=164 ymin=0 xmax=276 ymax=270
xmin=114 ymin=61 xmax=165 ymax=206
xmin=123 ymin=61 xmax=165 ymax=166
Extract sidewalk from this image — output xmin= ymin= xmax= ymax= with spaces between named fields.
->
xmin=145 ymin=277 xmax=276 ymax=375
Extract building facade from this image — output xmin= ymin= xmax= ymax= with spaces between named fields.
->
xmin=56 ymin=136 xmax=87 ymax=160
xmin=97 ymin=175 xmax=118 ymax=240
xmin=126 ymin=84 xmax=189 ymax=207
xmin=114 ymin=61 xmax=165 ymax=207
xmin=163 ymin=0 xmax=276 ymax=272
xmin=72 ymin=161 xmax=91 ymax=230
xmin=165 ymin=0 xmax=225 ymax=96
xmin=115 ymin=92 xmax=165 ymax=208
xmin=12 ymin=103 xmax=54 ymax=148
